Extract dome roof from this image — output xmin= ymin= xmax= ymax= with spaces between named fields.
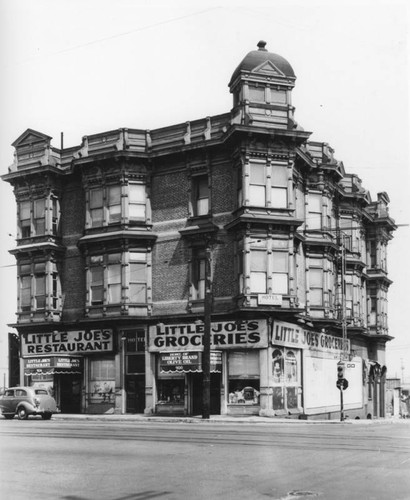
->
xmin=229 ymin=41 xmax=295 ymax=87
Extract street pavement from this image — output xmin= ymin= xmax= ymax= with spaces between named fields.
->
xmin=1 ymin=416 xmax=409 ymax=500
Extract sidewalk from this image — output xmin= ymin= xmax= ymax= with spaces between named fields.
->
xmin=53 ymin=412 xmax=410 ymax=425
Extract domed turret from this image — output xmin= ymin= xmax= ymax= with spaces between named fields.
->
xmin=229 ymin=41 xmax=295 ymax=88
xmin=229 ymin=41 xmax=297 ymax=130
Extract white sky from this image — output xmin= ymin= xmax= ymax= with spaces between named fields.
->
xmin=0 ymin=0 xmax=409 ymax=383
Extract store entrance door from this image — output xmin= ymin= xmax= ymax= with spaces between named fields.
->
xmin=191 ymin=373 xmax=221 ymax=415
xmin=125 ymin=374 xmax=145 ymax=413
xmin=59 ymin=375 xmax=82 ymax=414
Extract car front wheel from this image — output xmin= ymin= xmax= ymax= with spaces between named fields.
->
xmin=42 ymin=412 xmax=52 ymax=420
xmin=17 ymin=407 xmax=28 ymax=420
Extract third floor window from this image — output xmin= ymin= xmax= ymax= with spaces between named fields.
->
xmin=88 ymin=183 xmax=146 ymax=228
xmin=18 ymin=196 xmax=60 ymax=239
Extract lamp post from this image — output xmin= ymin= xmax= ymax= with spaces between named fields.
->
xmin=202 ymin=245 xmax=212 ymax=419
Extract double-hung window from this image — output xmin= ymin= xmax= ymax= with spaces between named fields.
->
xmin=249 ymin=163 xmax=266 ymax=206
xmin=33 ymin=200 xmax=45 ymax=235
xmin=250 ymin=250 xmax=267 ymax=294
xmin=193 ymin=252 xmax=206 ymax=300
xmin=90 ymin=189 xmax=104 ymax=227
xmin=129 ymin=184 xmax=146 ymax=220
xmin=272 ymin=251 xmax=288 ymax=294
xmin=308 ymin=193 xmax=322 ymax=230
xmin=129 ymin=252 xmax=147 ymax=303
xmin=271 ymin=165 xmax=288 ymax=208
xmin=107 ymin=253 xmax=122 ymax=304
xmin=309 ymin=260 xmax=323 ymax=306
xmin=108 ymin=186 xmax=121 ymax=224
xmin=90 ymin=256 xmax=104 ymax=305
xmin=193 ymin=175 xmax=209 ymax=216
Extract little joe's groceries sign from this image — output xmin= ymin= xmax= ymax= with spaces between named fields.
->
xmin=272 ymin=320 xmax=350 ymax=355
xmin=21 ymin=330 xmax=113 ymax=357
xmin=149 ymin=320 xmax=267 ymax=352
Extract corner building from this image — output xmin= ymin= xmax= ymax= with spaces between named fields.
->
xmin=3 ymin=42 xmax=396 ymax=419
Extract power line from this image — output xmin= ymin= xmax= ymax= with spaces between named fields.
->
xmin=10 ymin=7 xmax=221 ymax=67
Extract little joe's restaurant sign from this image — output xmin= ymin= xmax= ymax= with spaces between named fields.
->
xmin=149 ymin=320 xmax=268 ymax=352
xmin=21 ymin=330 xmax=114 ymax=357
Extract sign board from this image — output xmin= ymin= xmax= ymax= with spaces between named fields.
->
xmin=258 ymin=294 xmax=282 ymax=306
xmin=21 ymin=330 xmax=114 ymax=357
xmin=24 ymin=357 xmax=83 ymax=375
xmin=272 ymin=320 xmax=350 ymax=355
xmin=159 ymin=351 xmax=222 ymax=373
xmin=336 ymin=378 xmax=349 ymax=391
xmin=149 ymin=320 xmax=267 ymax=352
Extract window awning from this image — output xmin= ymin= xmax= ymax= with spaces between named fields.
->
xmin=24 ymin=357 xmax=83 ymax=376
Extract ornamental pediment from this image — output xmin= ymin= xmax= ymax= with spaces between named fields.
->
xmin=12 ymin=129 xmax=52 ymax=148
xmin=252 ymin=60 xmax=286 ymax=77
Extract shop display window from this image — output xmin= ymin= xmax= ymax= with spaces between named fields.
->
xmin=228 ymin=351 xmax=260 ymax=405
xmin=272 ymin=347 xmax=301 ymax=412
xmin=157 ymin=379 xmax=185 ymax=405
xmin=89 ymin=356 xmax=115 ymax=404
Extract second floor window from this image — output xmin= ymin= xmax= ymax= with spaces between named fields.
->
xmin=88 ymin=252 xmax=147 ymax=307
xmin=18 ymin=261 xmax=61 ymax=312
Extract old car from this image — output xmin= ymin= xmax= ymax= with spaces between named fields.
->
xmin=0 ymin=386 xmax=57 ymax=420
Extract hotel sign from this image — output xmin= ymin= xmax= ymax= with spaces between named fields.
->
xmin=21 ymin=330 xmax=114 ymax=357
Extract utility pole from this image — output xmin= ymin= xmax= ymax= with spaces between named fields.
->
xmin=202 ymin=245 xmax=212 ymax=419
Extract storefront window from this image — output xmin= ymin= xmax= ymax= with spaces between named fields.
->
xmin=272 ymin=347 xmax=301 ymax=412
xmin=89 ymin=356 xmax=115 ymax=404
xmin=228 ymin=351 xmax=260 ymax=405
xmin=157 ymin=378 xmax=185 ymax=404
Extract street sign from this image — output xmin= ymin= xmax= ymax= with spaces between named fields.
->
xmin=336 ymin=378 xmax=349 ymax=391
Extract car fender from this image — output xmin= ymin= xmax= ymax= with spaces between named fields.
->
xmin=16 ymin=402 xmax=35 ymax=414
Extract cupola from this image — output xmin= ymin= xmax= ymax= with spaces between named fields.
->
xmin=229 ymin=41 xmax=297 ymax=129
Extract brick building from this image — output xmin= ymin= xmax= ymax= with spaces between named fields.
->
xmin=2 ymin=42 xmax=396 ymax=419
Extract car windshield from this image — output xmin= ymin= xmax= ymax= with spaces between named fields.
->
xmin=34 ymin=389 xmax=48 ymax=395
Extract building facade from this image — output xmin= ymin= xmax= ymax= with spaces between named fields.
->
xmin=3 ymin=42 xmax=396 ymax=419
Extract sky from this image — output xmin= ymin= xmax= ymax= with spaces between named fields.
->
xmin=0 ymin=0 xmax=409 ymax=384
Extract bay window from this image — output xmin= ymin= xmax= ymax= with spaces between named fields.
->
xmin=18 ymin=260 xmax=61 ymax=313
xmin=88 ymin=251 xmax=147 ymax=307
xmin=18 ymin=196 xmax=60 ymax=238
xmin=87 ymin=183 xmax=147 ymax=227
xmin=248 ymin=161 xmax=288 ymax=209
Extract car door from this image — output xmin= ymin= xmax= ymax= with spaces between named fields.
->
xmin=1 ymin=389 xmax=16 ymax=414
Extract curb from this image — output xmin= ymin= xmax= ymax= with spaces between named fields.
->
xmin=51 ymin=413 xmax=410 ymax=425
